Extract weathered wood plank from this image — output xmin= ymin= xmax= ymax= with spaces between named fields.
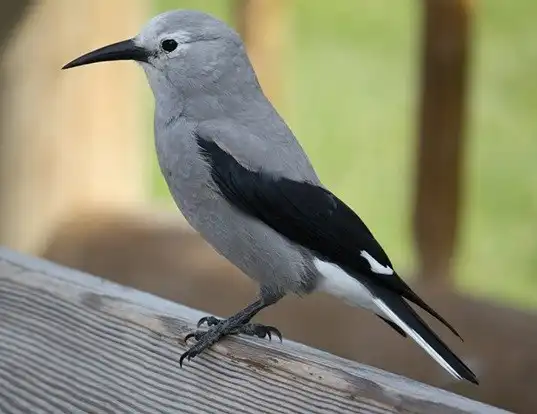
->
xmin=0 ymin=248 xmax=508 ymax=413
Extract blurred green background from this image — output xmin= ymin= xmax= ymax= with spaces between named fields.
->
xmin=150 ymin=0 xmax=537 ymax=308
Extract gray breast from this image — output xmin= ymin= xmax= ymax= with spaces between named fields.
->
xmin=155 ymin=119 xmax=319 ymax=295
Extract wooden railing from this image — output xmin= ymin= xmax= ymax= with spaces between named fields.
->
xmin=0 ymin=247 xmax=509 ymax=413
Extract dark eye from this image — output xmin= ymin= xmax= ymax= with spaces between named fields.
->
xmin=161 ymin=39 xmax=178 ymax=53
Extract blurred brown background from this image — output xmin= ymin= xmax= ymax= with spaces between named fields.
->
xmin=1 ymin=1 xmax=536 ymax=413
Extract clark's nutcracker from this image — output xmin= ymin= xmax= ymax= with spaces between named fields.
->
xmin=63 ymin=10 xmax=478 ymax=384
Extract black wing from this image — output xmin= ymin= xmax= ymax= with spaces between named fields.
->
xmin=197 ymin=137 xmax=461 ymax=339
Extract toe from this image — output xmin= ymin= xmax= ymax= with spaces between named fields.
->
xmin=179 ymin=341 xmax=204 ymax=366
xmin=184 ymin=331 xmax=206 ymax=343
xmin=197 ymin=316 xmax=221 ymax=328
xmin=238 ymin=323 xmax=283 ymax=342
xmin=267 ymin=326 xmax=283 ymax=342
xmin=256 ymin=325 xmax=282 ymax=342
xmin=179 ymin=349 xmax=192 ymax=367
xmin=196 ymin=317 xmax=208 ymax=328
xmin=179 ymin=325 xmax=229 ymax=367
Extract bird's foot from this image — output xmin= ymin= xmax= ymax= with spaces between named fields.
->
xmin=197 ymin=316 xmax=282 ymax=341
xmin=180 ymin=315 xmax=282 ymax=366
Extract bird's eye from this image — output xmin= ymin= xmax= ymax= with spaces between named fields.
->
xmin=161 ymin=39 xmax=178 ymax=53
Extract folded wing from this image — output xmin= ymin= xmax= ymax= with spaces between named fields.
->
xmin=197 ymin=135 xmax=459 ymax=337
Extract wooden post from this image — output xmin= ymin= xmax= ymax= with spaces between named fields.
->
xmin=0 ymin=247 xmax=509 ymax=414
xmin=413 ymin=0 xmax=472 ymax=285
xmin=233 ymin=0 xmax=288 ymax=106
xmin=0 ymin=1 xmax=31 ymax=55
xmin=0 ymin=0 xmax=148 ymax=254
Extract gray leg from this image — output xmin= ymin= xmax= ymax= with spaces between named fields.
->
xmin=180 ymin=293 xmax=282 ymax=366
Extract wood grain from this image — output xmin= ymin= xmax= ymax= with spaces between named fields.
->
xmin=0 ymin=248 xmax=508 ymax=413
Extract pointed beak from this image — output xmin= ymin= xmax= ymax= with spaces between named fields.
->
xmin=62 ymin=39 xmax=149 ymax=70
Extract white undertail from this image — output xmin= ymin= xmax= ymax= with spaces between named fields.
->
xmin=373 ymin=298 xmax=463 ymax=380
xmin=315 ymin=257 xmax=463 ymax=381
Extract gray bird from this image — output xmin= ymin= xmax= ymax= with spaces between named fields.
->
xmin=63 ymin=10 xmax=478 ymax=384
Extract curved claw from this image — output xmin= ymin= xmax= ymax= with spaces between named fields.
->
xmin=267 ymin=326 xmax=282 ymax=343
xmin=197 ymin=316 xmax=220 ymax=328
xmin=241 ymin=323 xmax=283 ymax=342
xmin=179 ymin=350 xmax=191 ymax=367
xmin=184 ymin=332 xmax=198 ymax=343
xmin=197 ymin=317 xmax=209 ymax=328
xmin=179 ymin=321 xmax=231 ymax=368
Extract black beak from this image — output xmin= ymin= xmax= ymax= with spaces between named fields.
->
xmin=62 ymin=39 xmax=149 ymax=70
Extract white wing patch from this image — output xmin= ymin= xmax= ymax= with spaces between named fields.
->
xmin=360 ymin=250 xmax=394 ymax=275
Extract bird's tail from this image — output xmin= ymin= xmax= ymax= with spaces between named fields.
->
xmin=372 ymin=289 xmax=478 ymax=385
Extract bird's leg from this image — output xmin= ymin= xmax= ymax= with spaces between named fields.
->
xmin=180 ymin=293 xmax=282 ymax=365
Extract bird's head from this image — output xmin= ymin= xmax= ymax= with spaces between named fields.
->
xmin=63 ymin=10 xmax=255 ymax=99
